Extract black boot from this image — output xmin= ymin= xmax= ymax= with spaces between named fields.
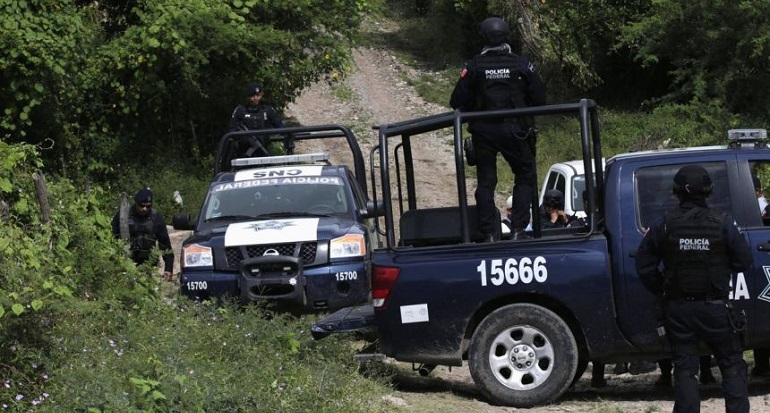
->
xmin=654 ymin=373 xmax=672 ymax=387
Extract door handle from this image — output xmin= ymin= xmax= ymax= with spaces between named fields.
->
xmin=757 ymin=243 xmax=770 ymax=252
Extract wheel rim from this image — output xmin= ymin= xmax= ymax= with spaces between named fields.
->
xmin=487 ymin=324 xmax=555 ymax=390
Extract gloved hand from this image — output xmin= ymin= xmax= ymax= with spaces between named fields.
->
xmin=162 ymin=271 xmax=174 ymax=282
xmin=464 ymin=137 xmax=476 ymax=166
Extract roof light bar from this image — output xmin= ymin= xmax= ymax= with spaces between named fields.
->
xmin=728 ymin=129 xmax=767 ymax=141
xmin=231 ymin=152 xmax=329 ymax=168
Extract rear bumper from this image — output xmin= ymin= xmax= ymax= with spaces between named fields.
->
xmin=179 ymin=259 xmax=369 ymax=311
xmin=311 ymin=304 xmax=375 ymax=340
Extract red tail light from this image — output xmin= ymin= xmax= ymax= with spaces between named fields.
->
xmin=371 ymin=265 xmax=399 ymax=309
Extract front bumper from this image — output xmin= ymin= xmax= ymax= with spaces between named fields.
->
xmin=179 ymin=259 xmax=369 ymax=311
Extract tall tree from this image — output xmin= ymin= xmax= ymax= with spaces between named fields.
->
xmin=618 ymin=0 xmax=770 ymax=120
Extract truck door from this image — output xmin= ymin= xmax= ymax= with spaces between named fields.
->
xmin=735 ymin=158 xmax=770 ymax=349
xmin=613 ymin=160 xmax=740 ymax=351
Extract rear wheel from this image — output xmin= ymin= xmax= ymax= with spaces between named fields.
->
xmin=468 ymin=303 xmax=578 ymax=408
xmin=571 ymin=357 xmax=588 ymax=387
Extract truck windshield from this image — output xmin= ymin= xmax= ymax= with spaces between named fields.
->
xmin=203 ymin=180 xmax=351 ymax=220
xmin=572 ymin=173 xmax=600 ymax=214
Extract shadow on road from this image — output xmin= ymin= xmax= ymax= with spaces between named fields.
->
xmin=389 ymin=367 xmax=770 ymax=407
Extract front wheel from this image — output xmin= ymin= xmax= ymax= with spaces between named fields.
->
xmin=468 ymin=303 xmax=578 ymax=408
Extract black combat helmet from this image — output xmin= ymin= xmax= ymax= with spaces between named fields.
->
xmin=479 ymin=17 xmax=510 ymax=46
xmin=673 ymin=164 xmax=713 ymax=197
xmin=543 ymin=189 xmax=565 ymax=209
xmin=244 ymin=82 xmax=262 ymax=97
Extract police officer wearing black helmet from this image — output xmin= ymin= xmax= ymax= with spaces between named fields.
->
xmin=228 ymin=82 xmax=285 ymax=157
xmin=111 ymin=188 xmax=174 ymax=281
xmin=635 ymin=165 xmax=752 ymax=413
xmin=540 ymin=189 xmax=575 ymax=229
xmin=450 ymin=17 xmax=546 ymax=242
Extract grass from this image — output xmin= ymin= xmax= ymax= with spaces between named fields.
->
xmin=331 ymin=83 xmax=356 ymax=102
xmin=27 ymin=299 xmax=398 ymax=412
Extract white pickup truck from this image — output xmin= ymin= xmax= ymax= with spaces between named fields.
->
xmin=501 ymin=158 xmax=605 ymax=236
xmin=538 ymin=158 xmax=605 ymax=218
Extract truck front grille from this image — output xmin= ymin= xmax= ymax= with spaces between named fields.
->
xmin=224 ymin=242 xmax=318 ymax=270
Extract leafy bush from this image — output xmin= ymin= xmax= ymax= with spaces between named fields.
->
xmin=108 ymin=157 xmax=211 ymax=222
xmin=0 ymin=140 xmax=169 ymax=411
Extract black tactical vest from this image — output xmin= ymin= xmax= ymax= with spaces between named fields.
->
xmin=242 ymin=106 xmax=267 ymax=130
xmin=661 ymin=207 xmax=730 ymax=298
xmin=128 ymin=210 xmax=157 ymax=264
xmin=472 ymin=53 xmax=526 ymax=112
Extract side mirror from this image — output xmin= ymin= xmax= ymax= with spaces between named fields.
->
xmin=172 ymin=212 xmax=195 ymax=230
xmin=362 ymin=200 xmax=385 ymax=218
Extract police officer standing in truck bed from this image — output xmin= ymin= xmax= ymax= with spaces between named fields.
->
xmin=228 ymin=82 xmax=285 ymax=157
xmin=636 ymin=165 xmax=752 ymax=413
xmin=449 ymin=16 xmax=546 ymax=241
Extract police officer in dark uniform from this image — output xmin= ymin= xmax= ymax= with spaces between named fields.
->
xmin=568 ymin=190 xmax=591 ymax=229
xmin=111 ymin=188 xmax=174 ymax=280
xmin=449 ymin=17 xmax=546 ymax=241
xmin=228 ymin=82 xmax=285 ymax=157
xmin=635 ymin=165 xmax=752 ymax=413
xmin=540 ymin=189 xmax=575 ymax=229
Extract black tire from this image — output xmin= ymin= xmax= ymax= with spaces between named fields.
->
xmin=571 ymin=357 xmax=588 ymax=388
xmin=468 ymin=303 xmax=578 ymax=407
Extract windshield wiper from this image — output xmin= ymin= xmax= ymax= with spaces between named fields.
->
xmin=204 ymin=215 xmax=256 ymax=222
xmin=255 ymin=212 xmax=332 ymax=218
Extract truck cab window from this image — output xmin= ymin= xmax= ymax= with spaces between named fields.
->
xmin=636 ymin=162 xmax=731 ymax=229
xmin=544 ymin=171 xmax=566 ymax=196
xmin=749 ymin=161 xmax=770 ymax=225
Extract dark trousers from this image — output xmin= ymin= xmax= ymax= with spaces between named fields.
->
xmin=665 ymin=299 xmax=749 ymax=413
xmin=753 ymin=348 xmax=770 ymax=372
xmin=658 ymin=356 xmax=712 ymax=377
xmin=472 ymin=122 xmax=536 ymax=234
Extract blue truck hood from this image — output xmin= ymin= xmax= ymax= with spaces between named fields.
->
xmin=186 ymin=216 xmax=359 ymax=246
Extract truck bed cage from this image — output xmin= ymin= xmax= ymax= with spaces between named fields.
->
xmin=214 ymin=124 xmax=368 ymax=193
xmin=373 ymin=99 xmax=604 ymax=248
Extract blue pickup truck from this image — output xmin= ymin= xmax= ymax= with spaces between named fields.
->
xmin=173 ymin=125 xmax=382 ymax=311
xmin=312 ymin=99 xmax=770 ymax=407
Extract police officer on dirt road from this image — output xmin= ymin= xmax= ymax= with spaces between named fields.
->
xmin=636 ymin=164 xmax=752 ymax=413
xmin=449 ymin=16 xmax=546 ymax=241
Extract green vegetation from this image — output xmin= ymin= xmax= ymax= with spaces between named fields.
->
xmin=2 ymin=0 xmax=770 ymax=411
xmin=45 ymin=300 xmax=393 ymax=412
xmin=1 ymin=0 xmax=370 ymax=182
xmin=0 ymin=144 xmax=395 ymax=411
xmin=378 ymin=2 xmax=760 ymax=191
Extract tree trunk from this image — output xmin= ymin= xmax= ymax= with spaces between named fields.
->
xmin=119 ymin=192 xmax=130 ymax=241
xmin=32 ymin=172 xmax=51 ymax=225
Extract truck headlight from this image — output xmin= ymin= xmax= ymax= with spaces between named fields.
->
xmin=182 ymin=244 xmax=213 ymax=268
xmin=329 ymin=234 xmax=365 ymax=258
